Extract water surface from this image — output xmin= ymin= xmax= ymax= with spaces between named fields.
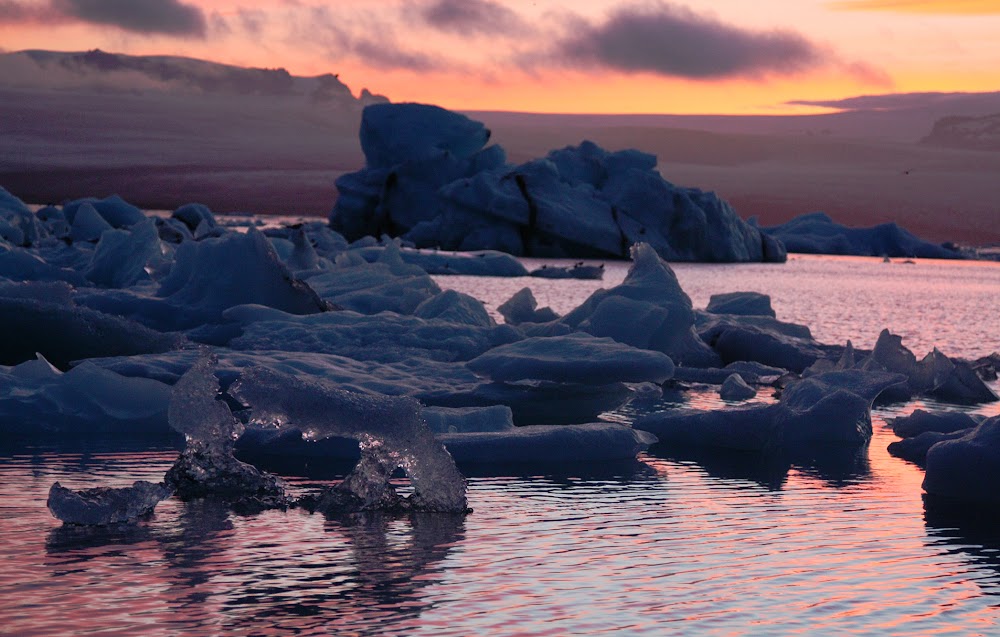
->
xmin=2 ymin=255 xmax=1000 ymax=635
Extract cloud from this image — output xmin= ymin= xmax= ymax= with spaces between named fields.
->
xmin=416 ymin=0 xmax=532 ymax=36
xmin=290 ymin=5 xmax=448 ymax=72
xmin=0 ymin=0 xmax=55 ymax=21
xmin=549 ymin=2 xmax=823 ymax=79
xmin=0 ymin=0 xmax=206 ymax=36
xmin=830 ymin=0 xmax=1000 ymax=14
xmin=52 ymin=0 xmax=206 ymax=36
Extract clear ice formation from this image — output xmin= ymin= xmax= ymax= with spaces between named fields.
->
xmin=164 ymin=357 xmax=288 ymax=507
xmin=758 ymin=211 xmax=962 ymax=259
xmin=230 ymin=366 xmax=469 ymax=513
xmin=329 ymin=103 xmax=786 ymax=263
xmin=47 ymin=480 xmax=172 ymax=526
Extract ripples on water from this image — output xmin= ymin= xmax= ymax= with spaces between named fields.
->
xmin=2 ymin=256 xmax=999 ymax=635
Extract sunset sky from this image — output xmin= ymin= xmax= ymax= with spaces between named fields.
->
xmin=2 ymin=0 xmax=1000 ymax=114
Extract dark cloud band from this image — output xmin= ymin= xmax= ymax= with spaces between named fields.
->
xmin=0 ymin=0 xmax=206 ymax=36
xmin=553 ymin=2 xmax=822 ymax=79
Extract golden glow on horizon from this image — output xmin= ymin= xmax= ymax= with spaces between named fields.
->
xmin=832 ymin=0 xmax=1000 ymax=13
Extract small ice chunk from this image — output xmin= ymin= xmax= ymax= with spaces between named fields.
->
xmin=888 ymin=430 xmax=970 ymax=466
xmin=423 ymin=405 xmax=515 ymax=434
xmin=48 ymin=480 xmax=172 ymax=526
xmin=498 ymin=288 xmax=559 ymax=325
xmin=630 ymin=382 xmax=663 ymax=404
xmin=706 ymin=292 xmax=776 ymax=318
xmin=891 ymin=409 xmax=983 ymax=438
xmin=720 ymin=374 xmax=756 ymax=401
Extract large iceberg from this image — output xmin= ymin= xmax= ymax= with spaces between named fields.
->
xmin=757 ymin=212 xmax=961 ymax=259
xmin=330 ymin=104 xmax=785 ymax=263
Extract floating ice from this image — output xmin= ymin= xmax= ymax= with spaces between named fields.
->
xmin=923 ymin=415 xmax=1000 ymax=503
xmin=706 ymin=292 xmax=776 ymax=318
xmin=467 ymin=332 xmax=675 ymax=385
xmin=0 ymin=355 xmax=172 ymax=437
xmin=164 ymin=356 xmax=288 ymax=507
xmin=0 ymin=294 xmax=185 ymax=369
xmin=439 ymin=423 xmax=657 ymax=465
xmin=85 ymin=219 xmax=164 ymax=288
xmin=351 ymin=245 xmax=529 ymax=277
xmin=227 ymin=305 xmax=516 ymax=363
xmin=720 ymin=374 xmax=757 ymax=401
xmin=422 ymin=405 xmax=515 ymax=434
xmin=561 ymin=243 xmax=718 ymax=366
xmin=230 ymin=366 xmax=468 ymax=512
xmin=758 ymin=212 xmax=961 ymax=259
xmin=891 ymin=409 xmax=984 ymax=438
xmin=848 ymin=330 xmax=997 ymax=404
xmin=330 ymin=104 xmax=785 ymax=263
xmin=498 ymin=288 xmax=559 ymax=325
xmin=636 ymin=370 xmax=906 ymax=450
xmin=47 ymin=480 xmax=172 ymax=526
xmin=64 ymin=194 xmax=145 ymax=229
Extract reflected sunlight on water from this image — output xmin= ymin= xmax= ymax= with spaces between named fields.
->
xmin=1 ymin=256 xmax=999 ymax=635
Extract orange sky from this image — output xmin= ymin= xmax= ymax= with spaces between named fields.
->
xmin=2 ymin=0 xmax=1000 ymax=114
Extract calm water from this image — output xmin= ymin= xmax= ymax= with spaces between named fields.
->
xmin=2 ymin=255 xmax=1000 ymax=636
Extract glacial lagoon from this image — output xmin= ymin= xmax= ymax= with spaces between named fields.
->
xmin=2 ymin=254 xmax=999 ymax=636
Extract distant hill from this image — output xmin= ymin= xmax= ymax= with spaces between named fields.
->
xmin=2 ymin=49 xmax=389 ymax=106
xmin=922 ymin=112 xmax=1000 ymax=151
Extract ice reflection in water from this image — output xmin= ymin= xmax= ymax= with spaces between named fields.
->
xmin=2 ymin=256 xmax=1000 ymax=634
xmin=2 ymin=391 xmax=1000 ymax=636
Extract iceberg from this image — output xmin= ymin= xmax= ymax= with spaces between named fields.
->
xmin=636 ymin=370 xmax=906 ymax=451
xmin=466 ymin=332 xmax=675 ymax=385
xmin=757 ymin=212 xmax=961 ymax=259
xmin=560 ymin=243 xmax=719 ymax=367
xmin=923 ymin=416 xmax=1000 ymax=503
xmin=330 ymin=104 xmax=785 ymax=263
